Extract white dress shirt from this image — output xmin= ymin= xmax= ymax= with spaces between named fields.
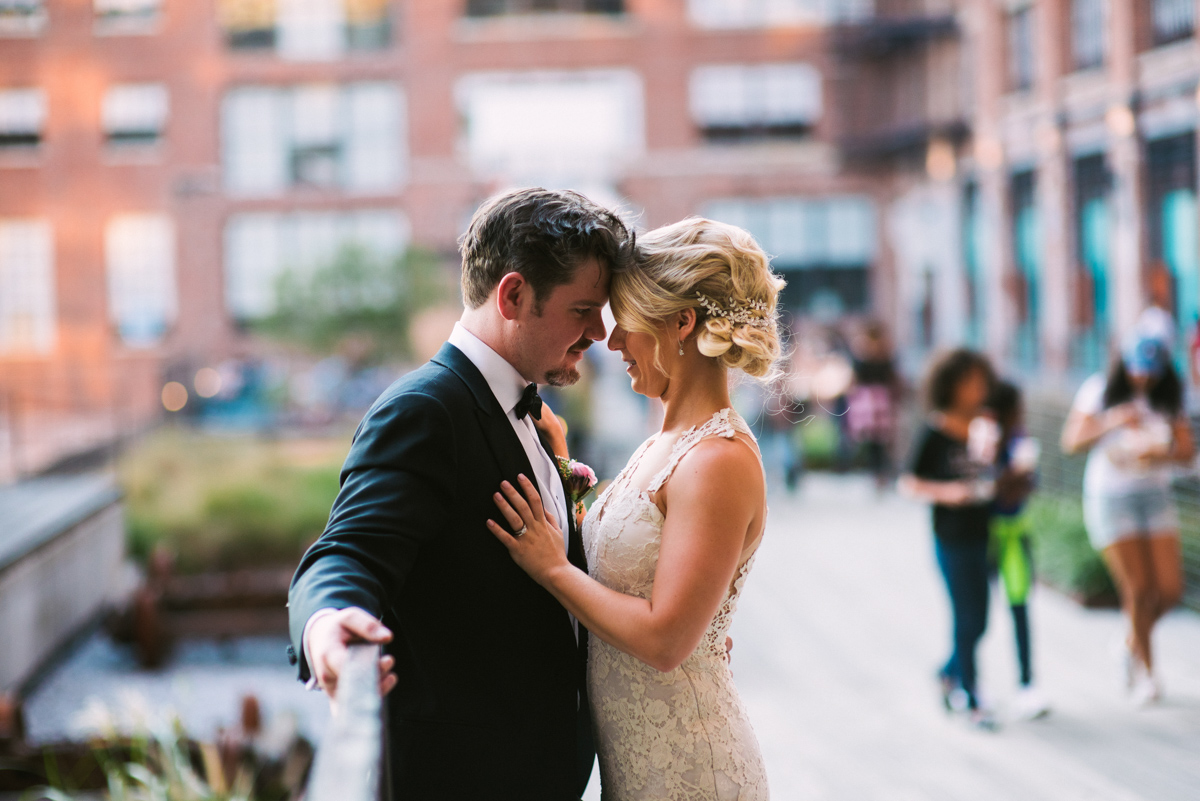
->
xmin=302 ymin=325 xmax=575 ymax=686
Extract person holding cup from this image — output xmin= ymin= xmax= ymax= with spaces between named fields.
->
xmin=901 ymin=349 xmax=997 ymax=729
xmin=1061 ymin=334 xmax=1194 ymax=705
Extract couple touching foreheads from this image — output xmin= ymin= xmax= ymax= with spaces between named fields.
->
xmin=288 ymin=188 xmax=783 ymax=801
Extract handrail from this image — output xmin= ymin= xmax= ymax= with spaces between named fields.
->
xmin=306 ymin=643 xmax=386 ymax=801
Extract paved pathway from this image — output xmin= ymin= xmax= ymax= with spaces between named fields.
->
xmin=23 ymin=474 xmax=1200 ymax=800
xmin=720 ymin=474 xmax=1200 ymax=801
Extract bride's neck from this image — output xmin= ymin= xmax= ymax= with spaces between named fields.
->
xmin=659 ymin=361 xmax=732 ymax=433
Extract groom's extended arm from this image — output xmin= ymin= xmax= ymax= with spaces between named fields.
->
xmin=289 ymin=390 xmax=456 ymax=683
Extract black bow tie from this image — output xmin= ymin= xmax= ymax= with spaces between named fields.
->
xmin=515 ymin=383 xmax=543 ymax=421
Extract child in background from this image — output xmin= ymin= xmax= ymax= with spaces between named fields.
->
xmin=988 ymin=381 xmax=1052 ymax=721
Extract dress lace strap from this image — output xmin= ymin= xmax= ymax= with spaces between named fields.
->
xmin=646 ymin=408 xmax=755 ymax=494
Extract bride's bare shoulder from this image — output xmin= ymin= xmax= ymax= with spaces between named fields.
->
xmin=667 ymin=435 xmax=763 ymax=500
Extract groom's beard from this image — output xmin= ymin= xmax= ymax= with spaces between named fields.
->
xmin=545 ymin=366 xmax=579 ymax=387
xmin=544 ymin=339 xmax=592 ymax=386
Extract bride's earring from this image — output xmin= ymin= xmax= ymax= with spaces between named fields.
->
xmin=678 ymin=341 xmax=685 ymax=356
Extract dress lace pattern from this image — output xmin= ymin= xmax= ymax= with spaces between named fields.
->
xmin=583 ymin=408 xmax=769 ymax=800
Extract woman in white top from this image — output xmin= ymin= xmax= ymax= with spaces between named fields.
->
xmin=1061 ymin=335 xmax=1194 ymax=704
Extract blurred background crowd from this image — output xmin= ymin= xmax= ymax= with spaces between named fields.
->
xmin=3 ymin=1 xmax=1200 ymax=799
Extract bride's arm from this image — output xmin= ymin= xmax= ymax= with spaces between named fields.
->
xmin=532 ymin=401 xmax=570 ymax=459
xmin=488 ymin=438 xmax=760 ymax=673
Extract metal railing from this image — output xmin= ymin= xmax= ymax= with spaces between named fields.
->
xmin=306 ymin=643 xmax=387 ymax=801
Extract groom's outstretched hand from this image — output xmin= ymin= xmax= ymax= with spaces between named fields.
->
xmin=308 ymin=607 xmax=397 ymax=700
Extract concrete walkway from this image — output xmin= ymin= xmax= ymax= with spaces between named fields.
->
xmin=724 ymin=474 xmax=1200 ymax=801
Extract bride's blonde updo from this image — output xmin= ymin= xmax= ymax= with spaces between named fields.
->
xmin=610 ymin=217 xmax=786 ymax=379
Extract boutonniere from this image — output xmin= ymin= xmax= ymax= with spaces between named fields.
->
xmin=556 ymin=456 xmax=599 ymax=517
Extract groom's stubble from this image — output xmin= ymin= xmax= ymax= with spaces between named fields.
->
xmin=544 ymin=337 xmax=593 ymax=387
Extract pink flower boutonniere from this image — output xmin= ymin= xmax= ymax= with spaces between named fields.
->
xmin=556 ymin=456 xmax=599 ymax=517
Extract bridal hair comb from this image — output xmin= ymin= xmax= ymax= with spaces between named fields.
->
xmin=695 ymin=292 xmax=772 ymax=329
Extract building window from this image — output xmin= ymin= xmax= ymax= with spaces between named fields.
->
xmin=0 ymin=88 xmax=44 ymax=152
xmin=465 ymin=0 xmax=621 ymax=15
xmin=218 ymin=0 xmax=276 ymax=48
xmin=1008 ymin=6 xmax=1035 ymax=92
xmin=1146 ymin=132 xmax=1198 ymax=347
xmin=222 ymin=82 xmax=405 ymax=196
xmin=704 ymin=196 xmax=876 ymax=315
xmin=1152 ymin=0 xmax=1195 ymax=46
xmin=689 ymin=64 xmax=821 ymax=142
xmin=102 ymin=84 xmax=168 ymax=147
xmin=1073 ymin=154 xmax=1110 ymax=372
xmin=962 ymin=182 xmax=986 ymax=350
xmin=0 ymin=1 xmax=47 ymax=37
xmin=0 ymin=218 xmax=55 ymax=354
xmin=218 ymin=0 xmax=391 ymax=56
xmin=1010 ymin=169 xmax=1040 ymax=368
xmin=290 ymin=85 xmax=341 ymax=187
xmin=1072 ymin=0 xmax=1105 ymax=70
xmin=224 ymin=209 xmax=409 ymax=319
xmin=105 ymin=214 xmax=177 ymax=347
xmin=94 ymin=0 xmax=161 ymax=34
xmin=455 ymin=70 xmax=643 ymax=201
xmin=687 ymin=0 xmax=867 ymax=28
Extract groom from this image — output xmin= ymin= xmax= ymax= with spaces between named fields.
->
xmin=288 ymin=188 xmax=631 ymax=800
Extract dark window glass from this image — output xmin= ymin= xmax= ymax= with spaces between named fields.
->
xmin=1146 ymin=132 xmax=1198 ymax=345
xmin=1072 ymin=0 xmax=1105 ymax=70
xmin=465 ymin=0 xmax=622 ymax=16
xmin=962 ymin=182 xmax=985 ymax=349
xmin=1072 ymin=154 xmax=1110 ymax=371
xmin=0 ymin=131 xmax=39 ymax=148
xmin=1008 ymin=6 xmax=1035 ymax=92
xmin=1010 ymin=169 xmax=1040 ymax=367
xmin=1152 ymin=0 xmax=1195 ymax=46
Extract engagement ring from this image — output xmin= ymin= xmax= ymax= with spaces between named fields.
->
xmin=514 ymin=525 xmax=528 ymax=538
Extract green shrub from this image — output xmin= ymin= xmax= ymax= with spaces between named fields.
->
xmin=1026 ymin=494 xmax=1117 ymax=604
xmin=794 ymin=414 xmax=840 ymax=469
xmin=119 ymin=429 xmax=346 ymax=573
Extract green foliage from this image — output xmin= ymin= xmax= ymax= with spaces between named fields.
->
xmin=252 ymin=245 xmax=458 ymax=359
xmin=793 ymin=414 xmax=840 ymax=469
xmin=1025 ymin=494 xmax=1117 ymax=603
xmin=29 ymin=727 xmax=262 ymax=801
xmin=120 ymin=429 xmax=347 ymax=573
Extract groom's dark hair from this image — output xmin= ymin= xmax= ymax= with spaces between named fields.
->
xmin=458 ymin=187 xmax=632 ymax=311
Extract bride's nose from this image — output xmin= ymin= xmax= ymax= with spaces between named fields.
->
xmin=608 ymin=325 xmax=626 ymax=351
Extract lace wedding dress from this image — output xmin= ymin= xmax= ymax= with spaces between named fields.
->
xmin=583 ymin=408 xmax=769 ymax=800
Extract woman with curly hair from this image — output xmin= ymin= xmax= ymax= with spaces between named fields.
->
xmin=901 ymin=348 xmax=997 ymax=729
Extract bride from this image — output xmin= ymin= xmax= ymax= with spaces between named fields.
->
xmin=487 ymin=217 xmax=782 ymax=800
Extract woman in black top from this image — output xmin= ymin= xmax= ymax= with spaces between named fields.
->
xmin=900 ymin=349 xmax=996 ymax=729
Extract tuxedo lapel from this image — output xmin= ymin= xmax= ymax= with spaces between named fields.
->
xmin=433 ymin=343 xmax=536 ymax=512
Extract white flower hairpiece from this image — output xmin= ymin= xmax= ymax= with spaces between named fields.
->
xmin=695 ymin=292 xmax=772 ymax=329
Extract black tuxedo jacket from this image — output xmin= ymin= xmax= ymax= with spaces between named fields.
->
xmin=288 ymin=343 xmax=592 ymax=800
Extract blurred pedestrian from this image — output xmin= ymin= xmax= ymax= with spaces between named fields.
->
xmin=987 ymin=380 xmax=1051 ymax=720
xmin=900 ymin=349 xmax=998 ymax=729
xmin=848 ymin=322 xmax=901 ymax=491
xmin=1060 ymin=334 xmax=1194 ymax=705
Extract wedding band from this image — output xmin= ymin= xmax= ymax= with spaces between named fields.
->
xmin=514 ymin=525 xmax=528 ymax=538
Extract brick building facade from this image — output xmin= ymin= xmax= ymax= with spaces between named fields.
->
xmin=896 ymin=0 xmax=1200 ymax=389
xmin=1 ymin=0 xmax=905 ymax=477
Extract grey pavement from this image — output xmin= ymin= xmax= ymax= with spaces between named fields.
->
xmin=23 ymin=474 xmax=1200 ymax=800
xmin=726 ymin=474 xmax=1200 ymax=801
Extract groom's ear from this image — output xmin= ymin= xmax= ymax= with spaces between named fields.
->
xmin=495 ymin=272 xmax=529 ymax=321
